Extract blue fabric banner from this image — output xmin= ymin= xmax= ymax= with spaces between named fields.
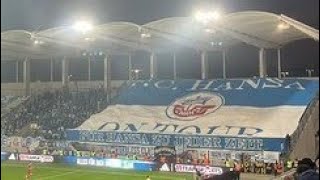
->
xmin=66 ymin=130 xmax=286 ymax=152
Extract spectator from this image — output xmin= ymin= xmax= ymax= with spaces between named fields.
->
xmin=1 ymin=89 xmax=109 ymax=138
xmin=296 ymin=158 xmax=319 ymax=180
xmin=234 ymin=161 xmax=242 ymax=180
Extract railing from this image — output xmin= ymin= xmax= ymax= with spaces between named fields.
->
xmin=290 ymin=91 xmax=319 ymax=154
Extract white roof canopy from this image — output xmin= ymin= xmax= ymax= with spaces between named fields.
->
xmin=1 ymin=11 xmax=319 ymax=60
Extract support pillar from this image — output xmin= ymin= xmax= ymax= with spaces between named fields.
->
xmin=173 ymin=53 xmax=177 ymax=80
xmin=50 ymin=57 xmax=54 ymax=82
xmin=62 ymin=56 xmax=69 ymax=88
xmin=88 ymin=56 xmax=91 ymax=81
xmin=201 ymin=51 xmax=209 ymax=80
xmin=16 ymin=60 xmax=19 ymax=83
xmin=222 ymin=50 xmax=227 ymax=79
xmin=150 ymin=52 xmax=157 ymax=79
xmin=23 ymin=57 xmax=30 ymax=96
xmin=128 ymin=55 xmax=132 ymax=81
xmin=277 ymin=48 xmax=282 ymax=79
xmin=104 ymin=55 xmax=111 ymax=102
xmin=259 ymin=48 xmax=267 ymax=78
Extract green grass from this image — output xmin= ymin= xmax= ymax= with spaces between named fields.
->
xmin=1 ymin=161 xmax=193 ymax=180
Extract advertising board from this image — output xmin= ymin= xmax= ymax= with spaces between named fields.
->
xmin=18 ymin=154 xmax=54 ymax=163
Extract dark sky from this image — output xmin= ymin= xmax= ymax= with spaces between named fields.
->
xmin=1 ymin=0 xmax=319 ymax=30
xmin=1 ymin=0 xmax=319 ymax=81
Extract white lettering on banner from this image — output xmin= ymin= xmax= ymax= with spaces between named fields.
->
xmin=284 ymin=82 xmax=305 ymax=90
xmin=177 ymin=79 xmax=306 ymax=91
xmin=73 ymin=131 xmax=267 ymax=150
xmin=262 ymin=78 xmax=283 ymax=89
xmin=96 ymin=159 xmax=105 ymax=166
xmin=95 ymin=122 xmax=263 ymax=136
xmin=89 ymin=158 xmax=96 ymax=166
xmin=151 ymin=134 xmax=171 ymax=146
xmin=77 ymin=158 xmax=89 ymax=165
xmin=175 ymin=164 xmax=223 ymax=175
xmin=224 ymin=138 xmax=263 ymax=150
xmin=236 ymin=79 xmax=261 ymax=90
xmin=213 ymin=82 xmax=232 ymax=91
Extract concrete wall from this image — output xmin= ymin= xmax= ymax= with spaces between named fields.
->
xmin=1 ymin=80 xmax=126 ymax=96
xmin=290 ymin=100 xmax=319 ymax=160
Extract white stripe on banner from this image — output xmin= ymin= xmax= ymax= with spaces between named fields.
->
xmin=77 ymin=105 xmax=306 ymax=138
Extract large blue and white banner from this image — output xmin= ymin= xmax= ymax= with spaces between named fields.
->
xmin=66 ymin=130 xmax=285 ymax=151
xmin=69 ymin=78 xmax=319 ymax=151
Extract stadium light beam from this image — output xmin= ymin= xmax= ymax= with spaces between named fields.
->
xmin=72 ymin=20 xmax=94 ymax=34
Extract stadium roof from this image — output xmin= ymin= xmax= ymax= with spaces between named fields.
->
xmin=1 ymin=11 xmax=319 ymax=60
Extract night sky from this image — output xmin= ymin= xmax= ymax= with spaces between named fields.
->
xmin=1 ymin=0 xmax=319 ymax=82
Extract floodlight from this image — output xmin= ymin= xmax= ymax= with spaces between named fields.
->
xmin=277 ymin=22 xmax=290 ymax=30
xmin=34 ymin=40 xmax=40 ymax=45
xmin=133 ymin=69 xmax=142 ymax=73
xmin=34 ymin=39 xmax=44 ymax=45
xmin=72 ymin=20 xmax=93 ymax=34
xmin=141 ymin=33 xmax=151 ymax=38
xmin=194 ymin=10 xmax=221 ymax=24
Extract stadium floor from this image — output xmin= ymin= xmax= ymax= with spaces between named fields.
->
xmin=1 ymin=162 xmax=273 ymax=180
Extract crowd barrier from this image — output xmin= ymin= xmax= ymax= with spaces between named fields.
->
xmin=1 ymin=152 xmax=54 ymax=163
xmin=1 ymin=153 xmax=156 ymax=172
xmin=1 ymin=153 xmax=233 ymax=175
xmin=75 ymin=157 xmax=156 ymax=171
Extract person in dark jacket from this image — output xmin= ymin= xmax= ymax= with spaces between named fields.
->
xmin=296 ymin=158 xmax=319 ymax=180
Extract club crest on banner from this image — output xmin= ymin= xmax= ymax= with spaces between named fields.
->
xmin=166 ymin=92 xmax=224 ymax=121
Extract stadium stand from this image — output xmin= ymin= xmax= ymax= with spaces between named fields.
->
xmin=1 ymin=88 xmax=109 ymax=138
xmin=1 ymin=96 xmax=27 ymax=116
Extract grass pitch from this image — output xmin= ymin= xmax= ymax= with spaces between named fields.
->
xmin=1 ymin=161 xmax=192 ymax=180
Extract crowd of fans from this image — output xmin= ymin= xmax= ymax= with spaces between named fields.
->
xmin=1 ymin=96 xmax=15 ymax=108
xmin=1 ymin=89 xmax=109 ymax=138
xmin=1 ymin=89 xmax=318 ymax=179
xmin=1 ymin=96 xmax=27 ymax=117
